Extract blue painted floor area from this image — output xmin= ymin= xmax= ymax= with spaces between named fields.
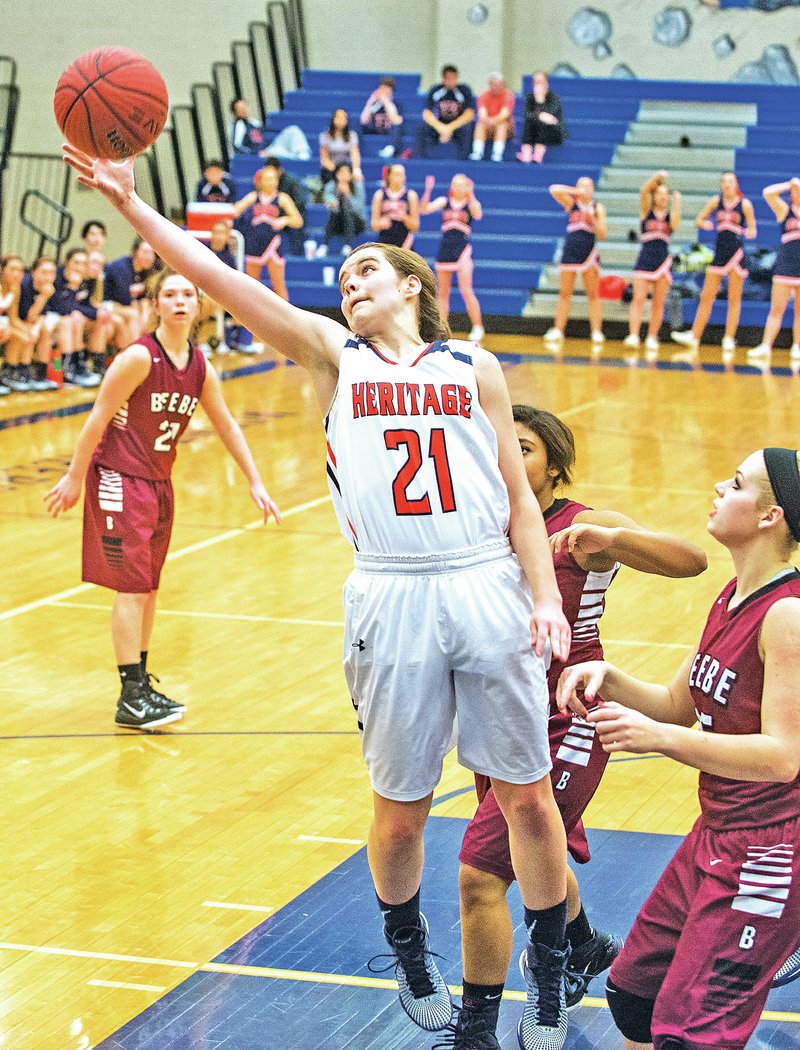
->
xmin=98 ymin=818 xmax=799 ymax=1049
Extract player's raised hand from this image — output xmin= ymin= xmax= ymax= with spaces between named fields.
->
xmin=44 ymin=473 xmax=82 ymax=518
xmin=530 ymin=599 xmax=570 ymax=662
xmin=250 ymin=481 xmax=282 ymax=524
xmin=586 ymin=700 xmax=661 ymax=755
xmin=556 ymin=660 xmax=608 ymax=716
xmin=62 ymin=143 xmax=136 ymax=206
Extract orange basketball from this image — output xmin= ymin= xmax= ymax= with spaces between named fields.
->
xmin=54 ymin=47 xmax=168 ymax=160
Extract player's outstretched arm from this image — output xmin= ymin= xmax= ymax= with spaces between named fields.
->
xmin=62 ymin=146 xmax=347 ymax=382
xmin=474 ymin=347 xmax=570 ymax=662
xmin=198 ymin=365 xmax=281 ymax=524
xmin=44 ymin=345 xmax=151 ymax=516
xmin=550 ymin=510 xmax=708 ymax=578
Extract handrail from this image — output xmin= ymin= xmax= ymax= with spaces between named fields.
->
xmin=0 ymin=56 xmax=17 ymax=87
xmin=19 ymin=188 xmax=73 ymax=250
xmin=268 ymin=1 xmax=301 ymax=88
xmin=288 ymin=0 xmax=308 ymax=71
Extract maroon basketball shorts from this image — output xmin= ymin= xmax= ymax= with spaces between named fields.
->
xmin=610 ymin=815 xmax=800 ymax=1049
xmin=460 ymin=708 xmax=610 ymax=880
xmin=83 ymin=464 xmax=174 ymax=593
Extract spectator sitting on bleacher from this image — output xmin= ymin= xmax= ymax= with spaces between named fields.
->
xmin=195 ymin=160 xmax=235 ymax=204
xmin=103 ymin=238 xmax=158 ymax=346
xmin=518 ymin=71 xmax=566 ymax=164
xmin=53 ymin=248 xmax=105 ymax=388
xmin=470 ymin=73 xmax=515 ymax=162
xmin=229 ymin=98 xmax=266 ymax=155
xmin=319 ymin=109 xmax=362 ymax=187
xmin=321 ymin=163 xmax=367 ymax=257
xmin=0 ymin=254 xmax=34 ymax=394
xmin=416 ymin=64 xmax=475 ymax=161
xmin=17 ymin=257 xmax=68 ymax=392
xmin=81 ymin=219 xmax=107 ymax=255
xmin=359 ymin=77 xmax=404 ymax=160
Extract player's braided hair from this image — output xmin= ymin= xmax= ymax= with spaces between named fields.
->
xmin=365 ymin=242 xmax=451 ymax=343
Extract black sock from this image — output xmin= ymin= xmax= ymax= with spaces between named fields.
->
xmin=524 ymin=898 xmax=567 ymax=950
xmin=461 ymin=980 xmax=504 ymax=1022
xmin=566 ymin=905 xmax=594 ymax=950
xmin=377 ymin=887 xmax=420 ymax=937
xmin=140 ymin=651 xmax=148 ymax=672
xmin=119 ymin=663 xmax=144 ymax=686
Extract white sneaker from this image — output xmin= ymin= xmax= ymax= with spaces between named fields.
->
xmin=378 ymin=144 xmax=395 ymax=159
xmin=671 ymin=330 xmax=698 ymax=350
xmin=790 ymin=343 xmax=800 ymax=361
xmin=315 ymin=244 xmax=328 ymax=258
xmin=747 ymin=343 xmax=771 ymax=360
xmin=543 ymin=326 xmax=564 ymax=344
xmin=199 ymin=342 xmax=213 ymax=360
xmin=240 ymin=341 xmax=264 ymax=355
xmin=342 ymin=244 xmax=352 ymax=256
xmin=491 ymin=148 xmax=504 ymax=162
xmin=215 ymin=342 xmax=231 ymax=355
xmin=590 ymin=330 xmax=605 ymax=345
xmin=644 ymin=335 xmax=660 ymax=362
xmin=469 ymin=150 xmax=483 ymax=162
xmin=721 ymin=336 xmax=736 ymax=353
xmin=622 ymin=333 xmax=640 ymax=349
xmin=468 ymin=325 xmax=485 ymax=341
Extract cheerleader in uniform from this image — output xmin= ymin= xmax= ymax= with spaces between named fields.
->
xmin=749 ymin=177 xmax=800 ymax=366
xmin=672 ymin=172 xmax=756 ymax=364
xmin=232 ymin=165 xmax=303 ymax=300
xmin=543 ymin=177 xmax=607 ymax=351
xmin=419 ymin=173 xmax=484 ymax=341
xmin=370 ymin=163 xmax=419 ymax=250
xmin=625 ymin=171 xmax=681 ymax=361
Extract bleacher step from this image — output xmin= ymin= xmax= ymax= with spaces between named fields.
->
xmin=625 ymin=123 xmax=747 ymax=149
xmin=637 ymin=100 xmax=758 ymax=126
xmin=613 ymin=144 xmax=736 ymax=171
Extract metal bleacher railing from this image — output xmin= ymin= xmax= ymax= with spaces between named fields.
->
xmin=0 ymin=0 xmax=307 ymax=258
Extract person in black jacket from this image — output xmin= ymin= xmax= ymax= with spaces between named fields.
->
xmin=518 ymin=71 xmax=566 ymax=164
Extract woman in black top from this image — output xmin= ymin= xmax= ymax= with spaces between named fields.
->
xmin=518 ymin=71 xmax=566 ymax=164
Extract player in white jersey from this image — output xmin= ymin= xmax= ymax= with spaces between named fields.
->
xmin=65 ymin=144 xmax=573 ymax=1048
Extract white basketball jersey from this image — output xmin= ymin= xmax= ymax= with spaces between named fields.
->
xmin=325 ymin=336 xmax=511 ymax=556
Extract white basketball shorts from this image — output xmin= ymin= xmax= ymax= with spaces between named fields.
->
xmin=342 ymin=540 xmax=552 ymax=801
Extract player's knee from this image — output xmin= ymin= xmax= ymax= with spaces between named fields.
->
xmin=458 ymin=862 xmax=507 ymax=910
xmin=606 ymin=976 xmax=654 ymax=1043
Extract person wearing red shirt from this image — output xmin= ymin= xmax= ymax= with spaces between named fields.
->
xmin=470 ymin=73 xmax=516 ymax=163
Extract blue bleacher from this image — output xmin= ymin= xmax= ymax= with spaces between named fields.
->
xmin=231 ymin=69 xmax=800 ymax=329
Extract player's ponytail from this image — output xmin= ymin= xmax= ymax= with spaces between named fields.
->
xmin=369 ymin=242 xmax=451 ymax=343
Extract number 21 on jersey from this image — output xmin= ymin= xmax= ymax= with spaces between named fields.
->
xmin=385 ymin=427 xmax=456 ymax=516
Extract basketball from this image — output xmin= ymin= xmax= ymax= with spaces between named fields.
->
xmin=54 ymin=47 xmax=168 ymax=160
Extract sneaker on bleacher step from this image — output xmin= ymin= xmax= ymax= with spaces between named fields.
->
xmin=543 ymin=327 xmax=563 ymax=344
xmin=315 ymin=244 xmax=328 ymax=258
xmin=379 ymin=144 xmax=396 ymax=159
xmin=517 ymin=144 xmax=534 ymax=164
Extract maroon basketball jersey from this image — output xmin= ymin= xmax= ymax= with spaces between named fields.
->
xmin=691 ymin=569 xmax=800 ymax=829
xmin=545 ymin=498 xmax=619 ymax=693
xmin=93 ymin=332 xmax=207 ymax=481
